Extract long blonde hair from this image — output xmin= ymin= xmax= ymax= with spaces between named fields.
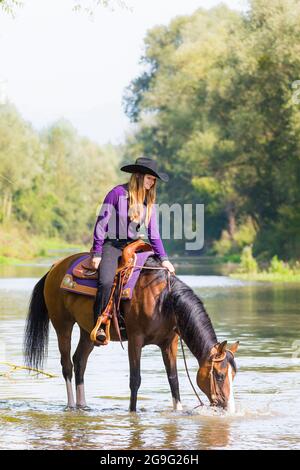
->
xmin=127 ymin=173 xmax=157 ymax=227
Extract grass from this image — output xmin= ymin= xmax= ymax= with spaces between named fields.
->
xmin=229 ymin=249 xmax=300 ymax=283
xmin=34 ymin=236 xmax=86 ymax=257
xmin=0 ymin=224 xmax=87 ymax=265
xmin=230 ymin=271 xmax=300 ymax=282
xmin=0 ymin=255 xmax=25 ymax=265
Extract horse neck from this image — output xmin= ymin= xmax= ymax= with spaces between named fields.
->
xmin=173 ymin=295 xmax=217 ymax=365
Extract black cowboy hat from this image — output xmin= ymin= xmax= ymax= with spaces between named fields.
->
xmin=120 ymin=157 xmax=169 ymax=182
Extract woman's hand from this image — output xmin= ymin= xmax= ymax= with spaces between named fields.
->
xmin=85 ymin=255 xmax=101 ymax=271
xmin=161 ymin=260 xmax=175 ymax=274
xmin=91 ymin=256 xmax=101 ymax=270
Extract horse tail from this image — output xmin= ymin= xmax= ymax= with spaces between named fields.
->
xmin=23 ymin=272 xmax=50 ymax=370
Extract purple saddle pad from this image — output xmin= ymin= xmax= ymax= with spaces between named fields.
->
xmin=61 ymin=250 xmax=154 ymax=299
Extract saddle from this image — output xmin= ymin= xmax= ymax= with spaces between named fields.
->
xmin=71 ymin=239 xmax=150 ymax=281
xmin=89 ymin=238 xmax=153 ymax=346
xmin=72 ymin=259 xmax=98 ymax=279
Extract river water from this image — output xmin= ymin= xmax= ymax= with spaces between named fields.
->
xmin=0 ymin=255 xmax=299 ymax=450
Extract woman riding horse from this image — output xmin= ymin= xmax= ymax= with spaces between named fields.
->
xmin=23 ymin=156 xmax=239 ymax=412
xmin=88 ymin=157 xmax=175 ymax=344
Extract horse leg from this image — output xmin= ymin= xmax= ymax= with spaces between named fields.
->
xmin=72 ymin=327 xmax=94 ymax=409
xmin=128 ymin=335 xmax=143 ymax=412
xmin=161 ymin=336 xmax=182 ymax=411
xmin=56 ymin=322 xmax=76 ymax=409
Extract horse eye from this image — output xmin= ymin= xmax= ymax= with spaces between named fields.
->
xmin=215 ymin=372 xmax=225 ymax=382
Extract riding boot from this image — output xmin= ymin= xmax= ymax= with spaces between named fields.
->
xmin=93 ymin=287 xmax=103 ymax=323
xmin=90 ymin=239 xmax=125 ymax=344
xmin=92 ymin=287 xmax=107 ymax=342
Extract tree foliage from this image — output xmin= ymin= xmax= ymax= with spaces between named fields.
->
xmin=123 ymin=0 xmax=300 ymax=259
xmin=0 ymin=104 xmax=121 ymax=244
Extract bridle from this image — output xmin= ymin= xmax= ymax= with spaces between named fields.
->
xmin=208 ymin=347 xmax=235 ymax=406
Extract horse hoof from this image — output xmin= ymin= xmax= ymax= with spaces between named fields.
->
xmin=64 ymin=405 xmax=76 ymax=411
xmin=76 ymin=405 xmax=91 ymax=411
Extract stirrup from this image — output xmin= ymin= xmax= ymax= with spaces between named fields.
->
xmin=96 ymin=328 xmax=106 ymax=342
xmin=90 ymin=315 xmax=110 ymax=346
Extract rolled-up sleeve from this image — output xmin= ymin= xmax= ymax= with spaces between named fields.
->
xmin=91 ymin=188 xmax=117 ymax=256
xmin=147 ymin=203 xmax=168 ymax=261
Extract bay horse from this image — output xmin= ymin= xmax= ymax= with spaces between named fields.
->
xmin=23 ymin=253 xmax=239 ymax=412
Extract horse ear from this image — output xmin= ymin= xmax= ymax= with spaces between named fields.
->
xmin=229 ymin=341 xmax=239 ymax=355
xmin=216 ymin=341 xmax=227 ymax=357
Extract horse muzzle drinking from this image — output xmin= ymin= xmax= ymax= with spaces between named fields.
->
xmin=196 ymin=341 xmax=239 ymax=411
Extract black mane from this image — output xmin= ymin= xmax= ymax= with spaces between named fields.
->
xmin=143 ymin=256 xmax=217 ymax=362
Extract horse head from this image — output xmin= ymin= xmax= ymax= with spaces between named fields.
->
xmin=196 ymin=341 xmax=239 ymax=411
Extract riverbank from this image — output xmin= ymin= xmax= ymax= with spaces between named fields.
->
xmin=0 ymin=225 xmax=86 ymax=265
xmin=228 ymin=248 xmax=300 ymax=283
xmin=230 ymin=272 xmax=300 ymax=282
xmin=1 ymin=227 xmax=300 ymax=283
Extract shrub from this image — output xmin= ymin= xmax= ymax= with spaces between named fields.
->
xmin=268 ymin=256 xmax=291 ymax=275
xmin=239 ymin=245 xmax=258 ymax=274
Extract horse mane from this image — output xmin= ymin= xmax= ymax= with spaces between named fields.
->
xmin=142 ymin=256 xmax=217 ymax=362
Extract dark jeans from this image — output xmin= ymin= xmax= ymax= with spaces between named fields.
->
xmin=93 ymin=238 xmax=133 ymax=321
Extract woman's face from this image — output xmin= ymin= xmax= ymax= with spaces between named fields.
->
xmin=143 ymin=174 xmax=156 ymax=190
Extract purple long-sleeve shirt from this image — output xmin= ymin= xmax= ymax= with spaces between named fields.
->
xmin=91 ymin=183 xmax=168 ymax=261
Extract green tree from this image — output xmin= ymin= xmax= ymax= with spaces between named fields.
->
xmin=0 ymin=103 xmax=42 ymax=223
xmin=123 ymin=1 xmax=300 ymax=259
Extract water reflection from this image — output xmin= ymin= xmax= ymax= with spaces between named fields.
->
xmin=160 ymin=419 xmax=180 ymax=450
xmin=0 ymin=259 xmax=300 ymax=449
xmin=127 ymin=414 xmax=144 ymax=449
xmin=195 ymin=418 xmax=231 ymax=449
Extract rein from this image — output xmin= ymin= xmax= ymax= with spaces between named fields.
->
xmin=108 ymin=260 xmax=232 ymax=409
xmin=178 ymin=333 xmax=205 ymax=408
xmin=134 ymin=264 xmax=173 ymax=290
xmin=124 ymin=264 xmax=207 ymax=408
xmin=138 ymin=267 xmax=205 ymax=408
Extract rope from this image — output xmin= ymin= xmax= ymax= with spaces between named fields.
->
xmin=138 ymin=267 xmax=204 ymax=407
xmin=178 ymin=331 xmax=205 ymax=408
xmin=119 ymin=263 xmax=204 ymax=407
xmin=163 ymin=270 xmax=205 ymax=408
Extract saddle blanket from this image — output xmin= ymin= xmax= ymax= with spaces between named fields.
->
xmin=60 ymin=251 xmax=154 ymax=300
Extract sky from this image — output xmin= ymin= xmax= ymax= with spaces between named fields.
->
xmin=0 ymin=0 xmax=248 ymax=145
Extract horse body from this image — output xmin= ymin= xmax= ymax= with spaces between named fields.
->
xmin=24 ymin=253 xmax=238 ymax=412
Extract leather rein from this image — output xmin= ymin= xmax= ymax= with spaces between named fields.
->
xmin=116 ymin=263 xmax=231 ymax=409
xmin=139 ymin=267 xmax=233 ymax=409
xmin=135 ymin=266 xmax=206 ymax=408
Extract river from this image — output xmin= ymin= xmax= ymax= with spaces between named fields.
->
xmin=0 ymin=255 xmax=299 ymax=450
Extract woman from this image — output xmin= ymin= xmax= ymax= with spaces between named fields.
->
xmin=89 ymin=156 xmax=175 ymax=343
